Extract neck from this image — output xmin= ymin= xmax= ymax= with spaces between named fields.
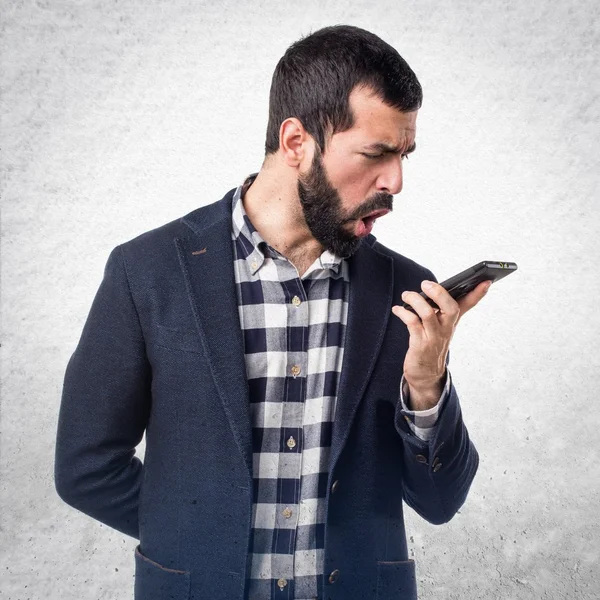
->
xmin=242 ymin=165 xmax=324 ymax=268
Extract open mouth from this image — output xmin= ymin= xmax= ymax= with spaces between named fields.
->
xmin=356 ymin=209 xmax=390 ymax=237
xmin=362 ymin=208 xmax=390 ymax=219
xmin=361 ymin=208 xmax=390 ymax=225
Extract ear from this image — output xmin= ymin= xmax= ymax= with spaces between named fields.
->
xmin=279 ymin=118 xmax=315 ymax=168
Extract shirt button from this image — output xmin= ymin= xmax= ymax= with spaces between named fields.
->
xmin=282 ymin=507 xmax=292 ymax=518
xmin=286 ymin=436 xmax=296 ymax=449
xmin=291 ymin=365 xmax=301 ymax=377
xmin=277 ymin=578 xmax=288 ymax=590
xmin=292 ymin=295 xmax=301 ymax=307
xmin=329 ymin=569 xmax=340 ymax=584
xmin=251 ymin=261 xmax=258 ymax=270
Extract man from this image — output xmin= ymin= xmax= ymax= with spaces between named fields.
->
xmin=55 ymin=25 xmax=489 ymax=600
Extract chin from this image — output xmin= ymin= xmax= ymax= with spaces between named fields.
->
xmin=325 ymin=237 xmax=363 ymax=258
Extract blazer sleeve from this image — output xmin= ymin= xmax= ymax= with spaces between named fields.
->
xmin=395 ymin=268 xmax=479 ymax=525
xmin=395 ymin=380 xmax=479 ymax=524
xmin=54 ymin=245 xmax=150 ymax=539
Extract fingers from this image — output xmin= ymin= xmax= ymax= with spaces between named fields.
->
xmin=391 ymin=285 xmax=443 ymax=341
xmin=401 ymin=281 xmax=459 ymax=333
xmin=391 ymin=278 xmax=492 ymax=333
xmin=455 ymin=280 xmax=493 ymax=316
xmin=391 ymin=301 xmax=428 ymax=342
xmin=417 ymin=281 xmax=460 ymax=318
xmin=409 ymin=279 xmax=492 ymax=319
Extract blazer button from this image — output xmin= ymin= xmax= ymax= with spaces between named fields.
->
xmin=415 ymin=454 xmax=428 ymax=464
xmin=331 ymin=480 xmax=340 ymax=494
xmin=433 ymin=462 xmax=443 ymax=472
xmin=329 ymin=569 xmax=340 ymax=584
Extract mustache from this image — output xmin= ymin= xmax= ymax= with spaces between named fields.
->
xmin=347 ymin=193 xmax=394 ymax=221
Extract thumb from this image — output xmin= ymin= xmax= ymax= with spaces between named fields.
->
xmin=457 ymin=280 xmax=493 ymax=316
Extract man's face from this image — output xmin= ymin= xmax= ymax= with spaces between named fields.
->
xmin=297 ymin=86 xmax=418 ymax=257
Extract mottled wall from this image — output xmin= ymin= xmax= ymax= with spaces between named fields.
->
xmin=2 ymin=1 xmax=599 ymax=598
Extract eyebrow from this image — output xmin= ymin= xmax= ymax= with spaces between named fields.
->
xmin=363 ymin=141 xmax=417 ymax=154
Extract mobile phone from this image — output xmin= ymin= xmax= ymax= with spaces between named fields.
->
xmin=400 ymin=261 xmax=518 ymax=314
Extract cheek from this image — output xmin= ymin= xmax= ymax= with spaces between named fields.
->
xmin=338 ymin=172 xmax=373 ymax=205
xmin=323 ymin=152 xmax=375 ymax=204
xmin=325 ymin=149 xmax=366 ymax=182
xmin=328 ymin=163 xmax=371 ymax=193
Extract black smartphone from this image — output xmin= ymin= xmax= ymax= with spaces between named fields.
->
xmin=400 ymin=261 xmax=518 ymax=314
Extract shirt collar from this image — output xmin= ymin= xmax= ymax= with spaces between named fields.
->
xmin=231 ymin=173 xmax=344 ymax=276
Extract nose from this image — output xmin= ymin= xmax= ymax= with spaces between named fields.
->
xmin=376 ymin=157 xmax=403 ymax=195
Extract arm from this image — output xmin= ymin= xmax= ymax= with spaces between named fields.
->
xmin=396 ymin=367 xmax=479 ymax=525
xmin=55 ymin=245 xmax=150 ymax=539
xmin=399 ymin=368 xmax=452 ymax=442
xmin=391 ymin=273 xmax=490 ymax=524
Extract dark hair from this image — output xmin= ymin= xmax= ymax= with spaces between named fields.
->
xmin=264 ymin=25 xmax=423 ymax=156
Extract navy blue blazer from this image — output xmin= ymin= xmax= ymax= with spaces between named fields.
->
xmin=55 ymin=187 xmax=478 ymax=600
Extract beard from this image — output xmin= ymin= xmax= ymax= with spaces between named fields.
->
xmin=297 ymin=147 xmax=393 ymax=258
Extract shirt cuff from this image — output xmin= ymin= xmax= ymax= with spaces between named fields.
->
xmin=399 ymin=369 xmax=452 ymax=442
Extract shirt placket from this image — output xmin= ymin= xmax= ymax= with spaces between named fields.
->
xmin=271 ymin=262 xmax=310 ymax=600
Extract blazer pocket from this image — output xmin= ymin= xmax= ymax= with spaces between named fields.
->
xmin=154 ymin=324 xmax=204 ymax=354
xmin=376 ymin=559 xmax=417 ymax=600
xmin=134 ymin=545 xmax=191 ymax=600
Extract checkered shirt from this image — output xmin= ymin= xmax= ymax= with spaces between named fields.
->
xmin=231 ymin=174 xmax=451 ymax=600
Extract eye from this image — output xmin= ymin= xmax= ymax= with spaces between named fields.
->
xmin=362 ymin=153 xmax=384 ymax=160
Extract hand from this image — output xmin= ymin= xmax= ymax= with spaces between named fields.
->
xmin=391 ymin=279 xmax=493 ymax=401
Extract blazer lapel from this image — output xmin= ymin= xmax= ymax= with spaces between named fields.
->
xmin=174 ymin=192 xmax=394 ymax=483
xmin=330 ymin=241 xmax=394 ymax=472
xmin=175 ymin=192 xmax=253 ymax=481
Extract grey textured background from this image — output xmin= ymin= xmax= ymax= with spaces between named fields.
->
xmin=2 ymin=1 xmax=599 ymax=598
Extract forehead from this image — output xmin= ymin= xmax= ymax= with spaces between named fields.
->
xmin=338 ymin=85 xmax=417 ymax=146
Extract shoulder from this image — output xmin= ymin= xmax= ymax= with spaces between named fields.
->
xmin=101 ymin=188 xmax=236 ymax=283
xmin=115 ymin=188 xmax=236 ymax=259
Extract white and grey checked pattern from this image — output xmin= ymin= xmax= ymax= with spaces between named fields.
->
xmin=401 ymin=375 xmax=451 ymax=439
xmin=231 ymin=174 xmax=450 ymax=600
